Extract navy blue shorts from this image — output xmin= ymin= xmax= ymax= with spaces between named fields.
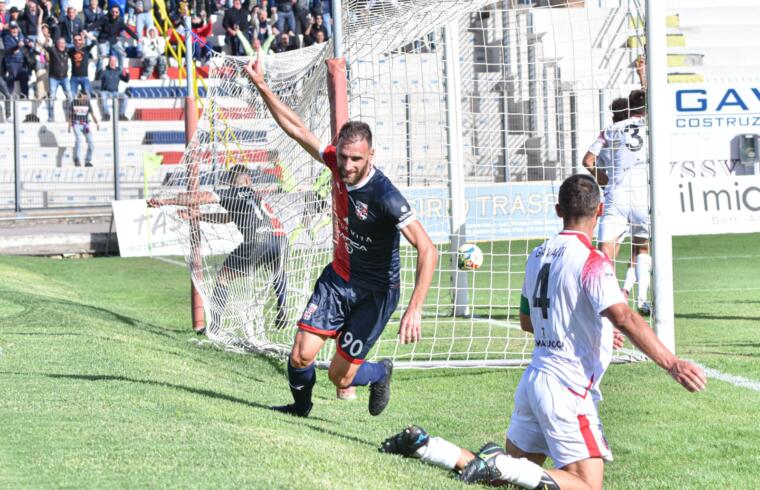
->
xmin=298 ymin=265 xmax=400 ymax=364
xmin=222 ymin=235 xmax=286 ymax=273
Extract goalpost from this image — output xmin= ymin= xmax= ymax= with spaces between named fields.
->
xmin=155 ymin=0 xmax=664 ymax=367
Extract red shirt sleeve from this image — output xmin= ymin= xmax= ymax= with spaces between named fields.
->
xmin=320 ymin=144 xmax=338 ymax=172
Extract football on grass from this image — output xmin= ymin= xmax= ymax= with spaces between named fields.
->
xmin=457 ymin=243 xmax=483 ymax=270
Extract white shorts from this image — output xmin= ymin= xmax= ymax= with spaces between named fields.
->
xmin=598 ymin=191 xmax=650 ymax=242
xmin=507 ymin=367 xmax=613 ymax=468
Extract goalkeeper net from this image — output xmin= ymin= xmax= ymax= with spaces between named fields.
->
xmin=156 ymin=0 xmax=647 ymax=367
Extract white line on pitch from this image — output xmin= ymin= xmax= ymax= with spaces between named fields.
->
xmin=472 ymin=315 xmax=522 ymax=330
xmin=688 ymin=360 xmax=760 ymax=393
xmin=674 ymin=287 xmax=760 ymax=294
xmin=675 ymin=254 xmax=760 ymax=261
xmin=153 ymin=257 xmax=186 ymax=267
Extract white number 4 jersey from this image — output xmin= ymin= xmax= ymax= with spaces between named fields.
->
xmin=520 ymin=231 xmax=626 ymax=400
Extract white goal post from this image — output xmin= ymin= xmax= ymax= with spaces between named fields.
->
xmin=155 ymin=0 xmax=664 ymax=368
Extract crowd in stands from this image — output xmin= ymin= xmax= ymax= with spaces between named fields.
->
xmin=0 ymin=0 xmax=334 ymax=124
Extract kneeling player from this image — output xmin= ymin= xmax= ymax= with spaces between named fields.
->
xmin=380 ymin=175 xmax=705 ymax=489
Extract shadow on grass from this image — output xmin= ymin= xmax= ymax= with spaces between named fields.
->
xmin=3 ymin=288 xmax=185 ymax=339
xmin=39 ymin=373 xmax=375 ymax=447
xmin=676 ymin=312 xmax=760 ymax=322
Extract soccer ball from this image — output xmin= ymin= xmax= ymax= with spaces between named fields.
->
xmin=457 ymin=243 xmax=484 ymax=270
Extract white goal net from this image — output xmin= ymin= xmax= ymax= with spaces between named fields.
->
xmin=155 ymin=0 xmax=648 ymax=367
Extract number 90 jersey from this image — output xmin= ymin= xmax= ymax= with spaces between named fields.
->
xmin=520 ymin=231 xmax=626 ymax=400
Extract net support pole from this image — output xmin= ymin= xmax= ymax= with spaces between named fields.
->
xmin=184 ymin=16 xmax=204 ymax=333
xmin=443 ymin=22 xmax=469 ymax=317
xmin=646 ymin=0 xmax=675 ymax=353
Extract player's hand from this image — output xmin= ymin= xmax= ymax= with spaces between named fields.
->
xmin=596 ymin=169 xmax=609 ymax=187
xmin=146 ymin=198 xmax=163 ymax=208
xmin=398 ymin=308 xmax=422 ymax=344
xmin=667 ymin=359 xmax=706 ymax=393
xmin=244 ymin=49 xmax=265 ymax=85
xmin=612 ymin=328 xmax=624 ymax=350
xmin=177 ymin=208 xmax=199 ymax=221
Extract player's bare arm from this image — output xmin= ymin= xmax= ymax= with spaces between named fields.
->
xmin=244 ymin=53 xmax=322 ymax=162
xmin=519 ymin=312 xmax=533 ymax=334
xmin=147 ymin=191 xmax=218 ymax=208
xmin=603 ymin=303 xmax=706 ymax=392
xmin=581 ymin=151 xmax=609 ymax=186
xmin=398 ymin=221 xmax=438 ymax=344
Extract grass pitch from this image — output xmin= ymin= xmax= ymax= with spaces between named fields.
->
xmin=1 ymin=233 xmax=759 ymax=488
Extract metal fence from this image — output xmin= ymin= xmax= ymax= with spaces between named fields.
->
xmin=0 ymin=96 xmax=186 ymax=212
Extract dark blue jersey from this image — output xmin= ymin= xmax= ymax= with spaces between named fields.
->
xmin=217 ymin=186 xmax=285 ymax=241
xmin=321 ymin=144 xmax=417 ymax=290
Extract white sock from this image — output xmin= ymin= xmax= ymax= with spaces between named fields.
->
xmin=491 ymin=454 xmax=544 ymax=489
xmin=635 ymin=253 xmax=652 ymax=305
xmin=622 ymin=266 xmax=636 ymax=295
xmin=414 ymin=437 xmax=460 ymax=470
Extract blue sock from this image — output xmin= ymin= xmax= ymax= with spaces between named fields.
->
xmin=350 ymin=361 xmax=388 ymax=386
xmin=287 ymin=358 xmax=316 ymax=412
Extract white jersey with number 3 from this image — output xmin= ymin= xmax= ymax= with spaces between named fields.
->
xmin=521 ymin=231 xmax=626 ymax=400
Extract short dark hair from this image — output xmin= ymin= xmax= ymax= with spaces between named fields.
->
xmin=558 ymin=174 xmax=600 ymax=219
xmin=610 ymin=97 xmax=628 ymax=123
xmin=338 ymin=121 xmax=373 ymax=148
xmin=629 ymin=89 xmax=646 ymax=115
xmin=227 ymin=163 xmax=251 ymax=183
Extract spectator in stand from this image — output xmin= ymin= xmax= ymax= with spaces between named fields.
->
xmin=190 ymin=11 xmax=213 ymax=62
xmin=303 ymin=12 xmax=326 ymax=46
xmin=309 ymin=0 xmax=330 ymax=38
xmin=99 ymin=55 xmax=128 ymax=120
xmin=139 ymin=26 xmax=166 ymax=79
xmin=19 ymin=0 xmax=40 ymax=43
xmin=7 ymin=6 xmax=20 ymax=29
xmin=222 ymin=0 xmax=250 ymax=56
xmin=68 ymin=32 xmax=95 ymax=95
xmin=59 ymin=6 xmax=83 ymax=47
xmin=0 ymin=2 xmax=8 ymax=28
xmin=40 ymin=0 xmax=59 ymax=36
xmin=27 ymin=18 xmax=49 ymax=122
xmin=127 ymin=0 xmax=152 ymax=38
xmin=273 ymin=0 xmax=295 ymax=36
xmin=252 ymin=6 xmax=274 ymax=46
xmin=83 ymin=0 xmax=105 ymax=39
xmin=93 ymin=4 xmax=137 ymax=75
xmin=3 ymin=21 xmax=31 ymax=98
xmin=44 ymin=35 xmax=70 ymax=122
xmin=271 ymin=30 xmax=294 ymax=53
xmin=68 ymin=89 xmax=98 ymax=167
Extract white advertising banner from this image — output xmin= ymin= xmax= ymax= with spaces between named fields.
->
xmin=112 ymin=199 xmax=242 ymax=258
xmin=668 ymin=83 xmax=760 ymax=235
xmin=668 ymin=176 xmax=760 ymax=236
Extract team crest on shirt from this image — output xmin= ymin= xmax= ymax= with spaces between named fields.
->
xmin=355 ymin=201 xmax=369 ymax=220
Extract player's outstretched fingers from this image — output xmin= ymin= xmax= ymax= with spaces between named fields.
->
xmin=668 ymin=360 xmax=706 ymax=392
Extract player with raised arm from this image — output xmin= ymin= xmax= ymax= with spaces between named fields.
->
xmin=244 ymin=53 xmax=438 ymax=418
xmin=148 ymin=164 xmax=289 ymax=335
xmin=582 ymin=89 xmax=652 ymax=314
xmin=380 ymin=175 xmax=705 ymax=489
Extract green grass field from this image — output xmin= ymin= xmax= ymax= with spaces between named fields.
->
xmin=1 ymin=233 xmax=759 ymax=488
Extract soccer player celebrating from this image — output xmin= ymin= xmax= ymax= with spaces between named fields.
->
xmin=244 ymin=55 xmax=438 ymax=417
xmin=147 ymin=164 xmax=289 ymax=335
xmin=380 ymin=175 xmax=705 ymax=489
xmin=582 ymin=90 xmax=652 ymax=314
